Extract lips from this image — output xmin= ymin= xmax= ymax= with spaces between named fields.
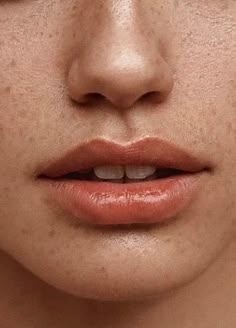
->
xmin=38 ymin=137 xmax=210 ymax=225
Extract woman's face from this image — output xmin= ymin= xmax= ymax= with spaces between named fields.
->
xmin=0 ymin=0 xmax=235 ymax=301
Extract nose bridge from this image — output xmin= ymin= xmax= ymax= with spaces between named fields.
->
xmin=89 ymin=1 xmax=154 ymax=57
xmin=78 ymin=0 xmax=157 ymax=65
xmin=88 ymin=0 xmax=144 ymax=33
xmin=67 ymin=0 xmax=174 ymax=109
xmin=98 ymin=1 xmax=159 ymax=62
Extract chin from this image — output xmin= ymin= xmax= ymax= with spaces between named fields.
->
xmin=10 ymin=216 xmax=226 ymax=303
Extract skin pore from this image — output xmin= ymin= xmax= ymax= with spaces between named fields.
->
xmin=0 ymin=0 xmax=236 ymax=327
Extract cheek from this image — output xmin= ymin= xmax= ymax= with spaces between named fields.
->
xmin=173 ymin=9 xmax=236 ymax=164
xmin=0 ymin=47 xmax=56 ymax=178
xmin=0 ymin=79 xmax=36 ymax=179
xmin=0 ymin=3 xmax=61 ymax=166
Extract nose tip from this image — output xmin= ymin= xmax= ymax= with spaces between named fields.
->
xmin=68 ymin=47 xmax=174 ymax=109
xmin=67 ymin=4 xmax=174 ymax=110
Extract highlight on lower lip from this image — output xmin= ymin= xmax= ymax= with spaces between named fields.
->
xmin=41 ymin=173 xmax=203 ymax=225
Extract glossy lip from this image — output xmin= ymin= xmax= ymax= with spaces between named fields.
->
xmin=38 ymin=137 xmax=210 ymax=225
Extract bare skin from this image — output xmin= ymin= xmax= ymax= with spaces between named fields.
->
xmin=0 ymin=1 xmax=235 ymax=327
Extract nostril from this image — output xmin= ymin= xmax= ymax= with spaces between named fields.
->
xmin=88 ymin=93 xmax=106 ymax=102
xmin=140 ymin=91 xmax=162 ymax=103
xmin=80 ymin=93 xmax=106 ymax=106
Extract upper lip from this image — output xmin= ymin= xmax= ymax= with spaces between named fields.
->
xmin=40 ymin=137 xmax=210 ymax=178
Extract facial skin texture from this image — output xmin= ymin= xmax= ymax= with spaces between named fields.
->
xmin=0 ymin=0 xmax=236 ymax=327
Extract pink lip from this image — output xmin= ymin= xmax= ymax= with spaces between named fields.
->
xmin=38 ymin=137 xmax=210 ymax=225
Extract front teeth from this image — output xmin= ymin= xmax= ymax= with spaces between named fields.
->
xmin=125 ymin=165 xmax=156 ymax=179
xmin=94 ymin=165 xmax=124 ymax=179
xmin=94 ymin=165 xmax=156 ymax=180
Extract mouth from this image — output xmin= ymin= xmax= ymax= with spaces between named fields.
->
xmin=38 ymin=137 xmax=211 ymax=225
xmin=41 ymin=167 xmax=185 ymax=183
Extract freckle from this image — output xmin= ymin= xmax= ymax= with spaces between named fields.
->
xmin=28 ymin=136 xmax=34 ymax=143
xmin=174 ymin=0 xmax=179 ymax=8
xmin=10 ymin=59 xmax=16 ymax=67
xmin=98 ymin=266 xmax=107 ymax=274
xmin=4 ymin=86 xmax=11 ymax=93
xmin=18 ymin=110 xmax=27 ymax=119
xmin=21 ymin=228 xmax=29 ymax=235
xmin=48 ymin=229 xmax=56 ymax=237
xmin=49 ymin=248 xmax=56 ymax=256
xmin=3 ymin=186 xmax=10 ymax=192
xmin=227 ymin=121 xmax=232 ymax=131
xmin=220 ymin=1 xmax=229 ymax=10
xmin=40 ymin=31 xmax=44 ymax=36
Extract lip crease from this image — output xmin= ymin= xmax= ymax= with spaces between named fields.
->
xmin=38 ymin=137 xmax=211 ymax=225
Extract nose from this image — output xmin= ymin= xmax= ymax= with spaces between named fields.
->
xmin=67 ymin=2 xmax=174 ymax=109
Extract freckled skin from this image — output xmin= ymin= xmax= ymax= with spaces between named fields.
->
xmin=0 ymin=1 xmax=236 ymax=327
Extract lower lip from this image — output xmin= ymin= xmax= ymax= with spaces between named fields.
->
xmin=40 ymin=173 xmax=204 ymax=225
